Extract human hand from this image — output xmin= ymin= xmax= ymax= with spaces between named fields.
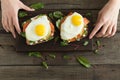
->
xmin=1 ymin=0 xmax=35 ymax=38
xmin=89 ymin=0 xmax=120 ymax=39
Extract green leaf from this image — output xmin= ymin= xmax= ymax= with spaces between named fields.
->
xmin=48 ymin=36 xmax=54 ymax=40
xmin=56 ymin=19 xmax=61 ymax=29
xmin=96 ymin=40 xmax=101 ymax=47
xmin=42 ymin=61 xmax=48 ymax=69
xmin=77 ymin=56 xmax=91 ymax=68
xmin=83 ymin=41 xmax=89 ymax=46
xmin=63 ymin=55 xmax=70 ymax=60
xmin=48 ymin=54 xmax=56 ymax=59
xmin=28 ymin=52 xmax=42 ymax=58
xmin=18 ymin=2 xmax=44 ymax=18
xmin=19 ymin=11 xmax=28 ymax=18
xmin=49 ymin=13 xmax=54 ymax=19
xmin=83 ymin=28 xmax=88 ymax=36
xmin=94 ymin=49 xmax=99 ymax=54
xmin=56 ymin=18 xmax=63 ymax=29
xmin=60 ymin=40 xmax=69 ymax=46
xmin=30 ymin=2 xmax=44 ymax=10
xmin=86 ymin=13 xmax=92 ymax=17
xmin=29 ymin=41 xmax=35 ymax=44
xmin=20 ymin=32 xmax=26 ymax=38
xmin=53 ymin=11 xmax=64 ymax=18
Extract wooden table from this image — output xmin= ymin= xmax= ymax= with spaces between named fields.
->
xmin=0 ymin=0 xmax=120 ymax=80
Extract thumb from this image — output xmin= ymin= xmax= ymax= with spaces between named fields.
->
xmin=20 ymin=3 xmax=35 ymax=11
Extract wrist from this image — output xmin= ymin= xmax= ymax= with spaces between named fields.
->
xmin=109 ymin=0 xmax=120 ymax=9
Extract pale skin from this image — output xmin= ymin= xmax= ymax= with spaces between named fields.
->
xmin=89 ymin=0 xmax=120 ymax=39
xmin=1 ymin=0 xmax=35 ymax=38
xmin=1 ymin=0 xmax=120 ymax=39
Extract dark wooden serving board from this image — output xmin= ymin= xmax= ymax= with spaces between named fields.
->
xmin=15 ymin=9 xmax=94 ymax=52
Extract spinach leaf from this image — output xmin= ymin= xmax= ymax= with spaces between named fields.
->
xmin=77 ymin=56 xmax=91 ymax=68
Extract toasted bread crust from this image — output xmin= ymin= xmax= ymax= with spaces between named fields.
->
xmin=22 ymin=16 xmax=55 ymax=45
xmin=59 ymin=12 xmax=88 ymax=43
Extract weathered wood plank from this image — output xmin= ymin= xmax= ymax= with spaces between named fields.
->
xmin=23 ymin=0 xmax=108 ymax=9
xmin=0 ymin=65 xmax=119 ymax=80
xmin=0 ymin=0 xmax=108 ymax=10
xmin=0 ymin=33 xmax=14 ymax=45
xmin=0 ymin=32 xmax=120 ymax=65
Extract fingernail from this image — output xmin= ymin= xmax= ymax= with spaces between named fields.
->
xmin=14 ymin=35 xmax=16 ymax=38
xmin=32 ymin=8 xmax=35 ymax=11
xmin=6 ymin=30 xmax=9 ymax=32
xmin=89 ymin=36 xmax=92 ymax=39
xmin=18 ymin=31 xmax=21 ymax=34
xmin=5 ymin=29 xmax=8 ymax=32
xmin=18 ymin=30 xmax=21 ymax=34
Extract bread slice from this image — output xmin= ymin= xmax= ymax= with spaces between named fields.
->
xmin=59 ymin=12 xmax=90 ymax=43
xmin=22 ymin=15 xmax=55 ymax=45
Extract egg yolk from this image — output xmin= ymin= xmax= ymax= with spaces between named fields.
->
xmin=35 ymin=24 xmax=46 ymax=36
xmin=71 ymin=15 xmax=82 ymax=26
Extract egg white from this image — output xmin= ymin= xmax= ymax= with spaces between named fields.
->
xmin=25 ymin=15 xmax=51 ymax=41
xmin=60 ymin=12 xmax=84 ymax=40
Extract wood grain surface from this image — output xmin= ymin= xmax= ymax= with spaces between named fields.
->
xmin=0 ymin=0 xmax=120 ymax=80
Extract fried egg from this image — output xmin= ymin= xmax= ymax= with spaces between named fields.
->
xmin=25 ymin=15 xmax=53 ymax=43
xmin=60 ymin=12 xmax=85 ymax=42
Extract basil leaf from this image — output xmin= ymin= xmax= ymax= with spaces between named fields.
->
xmin=48 ymin=54 xmax=56 ymax=59
xmin=29 ymin=41 xmax=35 ymax=44
xmin=86 ymin=13 xmax=92 ymax=17
xmin=83 ymin=28 xmax=88 ymax=36
xmin=42 ymin=62 xmax=48 ymax=69
xmin=30 ymin=2 xmax=44 ymax=10
xmin=77 ymin=56 xmax=91 ymax=68
xmin=28 ymin=52 xmax=42 ymax=58
xmin=94 ymin=49 xmax=99 ymax=54
xmin=19 ymin=11 xmax=28 ymax=18
xmin=49 ymin=13 xmax=54 ymax=19
xmin=60 ymin=40 xmax=69 ymax=46
xmin=20 ymin=32 xmax=26 ymax=38
xmin=53 ymin=11 xmax=64 ymax=18
xmin=56 ymin=18 xmax=63 ymax=29
xmin=19 ymin=2 xmax=44 ymax=18
xmin=96 ymin=40 xmax=101 ymax=47
xmin=63 ymin=55 xmax=70 ymax=60
xmin=83 ymin=41 xmax=89 ymax=46
xmin=48 ymin=36 xmax=54 ymax=40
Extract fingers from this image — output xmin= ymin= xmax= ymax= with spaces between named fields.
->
xmin=110 ymin=24 xmax=117 ymax=37
xmin=10 ymin=27 xmax=16 ymax=38
xmin=8 ymin=17 xmax=16 ymax=38
xmin=2 ymin=20 xmax=9 ymax=32
xmin=2 ymin=16 xmax=9 ymax=32
xmin=96 ymin=22 xmax=109 ymax=37
xmin=103 ymin=23 xmax=113 ymax=37
xmin=2 ymin=13 xmax=21 ymax=38
xmin=89 ymin=20 xmax=104 ymax=39
xmin=13 ymin=14 xmax=21 ymax=34
xmin=19 ymin=2 xmax=35 ymax=11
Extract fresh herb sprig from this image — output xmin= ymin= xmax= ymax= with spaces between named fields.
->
xmin=60 ymin=40 xmax=69 ymax=46
xmin=28 ymin=52 xmax=42 ymax=58
xmin=77 ymin=56 xmax=91 ymax=68
xmin=19 ymin=2 xmax=44 ymax=18
xmin=48 ymin=53 xmax=56 ymax=59
xmin=42 ymin=61 xmax=48 ymax=69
